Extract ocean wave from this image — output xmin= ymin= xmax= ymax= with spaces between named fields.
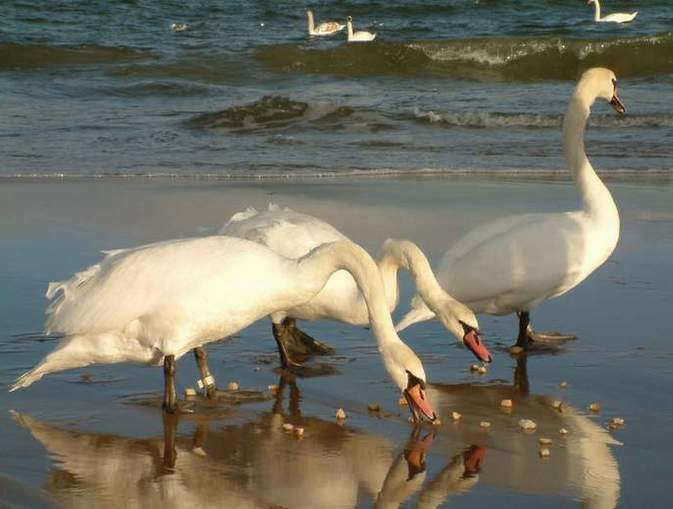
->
xmin=186 ymin=96 xmax=392 ymax=132
xmin=257 ymin=32 xmax=673 ymax=80
xmin=413 ymin=109 xmax=673 ymax=128
xmin=0 ymin=43 xmax=148 ymax=70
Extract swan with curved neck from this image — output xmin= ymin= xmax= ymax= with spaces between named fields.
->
xmin=10 ymin=236 xmax=436 ymax=421
xmin=219 ymin=205 xmax=491 ymax=367
xmin=346 ymin=16 xmax=376 ymax=42
xmin=306 ymin=9 xmax=344 ymax=36
xmin=587 ymin=0 xmax=638 ymax=23
xmin=397 ymin=68 xmax=623 ymax=350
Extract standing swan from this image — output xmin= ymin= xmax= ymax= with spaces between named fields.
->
xmin=306 ymin=9 xmax=344 ymax=36
xmin=10 ymin=237 xmax=437 ymax=422
xmin=587 ymin=0 xmax=638 ymax=23
xmin=397 ymin=68 xmax=624 ymax=351
xmin=219 ymin=205 xmax=491 ymax=368
xmin=346 ymin=16 xmax=377 ymax=42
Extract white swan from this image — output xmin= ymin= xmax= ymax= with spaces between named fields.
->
xmin=346 ymin=16 xmax=377 ymax=42
xmin=397 ymin=68 xmax=623 ymax=350
xmin=10 ymin=236 xmax=436 ymax=421
xmin=219 ymin=205 xmax=491 ymax=365
xmin=588 ymin=0 xmax=638 ymax=23
xmin=306 ymin=9 xmax=345 ymax=36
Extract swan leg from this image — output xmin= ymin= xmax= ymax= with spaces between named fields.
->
xmin=193 ymin=346 xmax=217 ymax=398
xmin=272 ymin=321 xmax=307 ymax=370
xmin=272 ymin=317 xmax=335 ymax=367
xmin=163 ymin=354 xmax=178 ymax=413
xmin=162 ymin=412 xmax=178 ymax=470
xmin=514 ymin=311 xmax=576 ymax=351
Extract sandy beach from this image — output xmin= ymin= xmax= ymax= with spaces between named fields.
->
xmin=1 ymin=176 xmax=672 ymax=508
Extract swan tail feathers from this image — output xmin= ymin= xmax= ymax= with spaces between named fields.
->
xmin=9 ymin=333 xmax=124 ymax=392
xmin=45 ymin=262 xmax=103 ymax=317
xmin=220 ymin=207 xmax=260 ymax=233
xmin=395 ymin=295 xmax=436 ymax=332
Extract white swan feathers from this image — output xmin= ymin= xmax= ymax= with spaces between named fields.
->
xmin=397 ymin=67 xmax=622 ymax=332
xmin=220 ymin=204 xmax=491 ymax=362
xmin=346 ymin=16 xmax=377 ymax=42
xmin=588 ymin=0 xmax=638 ymax=23
xmin=11 ymin=235 xmax=437 ymax=420
xmin=306 ymin=9 xmax=344 ymax=36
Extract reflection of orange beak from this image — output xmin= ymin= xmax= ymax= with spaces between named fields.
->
xmin=462 ymin=445 xmax=487 ymax=478
xmin=403 ymin=431 xmax=435 ymax=479
xmin=404 ymin=384 xmax=437 ymax=423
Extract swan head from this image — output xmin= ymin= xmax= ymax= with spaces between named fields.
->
xmin=383 ymin=343 xmax=436 ymax=423
xmin=347 ymin=16 xmax=353 ymax=23
xmin=435 ymin=299 xmax=492 ymax=363
xmin=577 ymin=68 xmax=625 ymax=115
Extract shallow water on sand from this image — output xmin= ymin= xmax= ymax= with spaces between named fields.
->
xmin=1 ymin=177 xmax=672 ymax=508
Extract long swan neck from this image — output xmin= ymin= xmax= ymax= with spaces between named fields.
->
xmin=297 ymin=241 xmax=405 ymax=357
xmin=307 ymin=11 xmax=314 ymax=33
xmin=563 ymin=89 xmax=618 ymax=220
xmin=347 ymin=20 xmax=353 ymax=39
xmin=594 ymin=0 xmax=601 ymax=21
xmin=378 ymin=239 xmax=451 ymax=316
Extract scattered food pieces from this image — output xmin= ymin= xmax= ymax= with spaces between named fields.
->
xmin=611 ymin=417 xmax=625 ymax=426
xmin=500 ymin=399 xmax=513 ymax=408
xmin=293 ymin=427 xmax=304 ymax=438
xmin=539 ymin=437 xmax=553 ymax=445
xmin=451 ymin=411 xmax=462 ymax=421
xmin=539 ymin=447 xmax=551 ymax=458
xmin=470 ymin=364 xmax=481 ymax=372
xmin=559 ymin=381 xmax=568 ymax=389
xmin=367 ymin=403 xmax=381 ymax=412
xmin=336 ymin=408 xmax=347 ymax=420
xmin=227 ymin=381 xmax=239 ymax=391
xmin=170 ymin=23 xmax=188 ymax=32
xmin=398 ymin=397 xmax=408 ymax=407
xmin=184 ymin=387 xmax=197 ymax=397
xmin=432 ymin=418 xmax=442 ymax=426
xmin=254 ymin=366 xmax=261 ymax=372
xmin=559 ymin=428 xmax=569 ymax=435
xmin=267 ymin=384 xmax=279 ymax=392
xmin=282 ymin=423 xmax=294 ymax=432
xmin=477 ymin=366 xmax=487 ymax=374
xmin=552 ymin=400 xmax=563 ymax=411
xmin=519 ymin=419 xmax=537 ymax=431
xmin=509 ymin=346 xmax=524 ymax=355
xmin=480 ymin=421 xmax=492 ymax=429
xmin=589 ymin=402 xmax=601 ymax=413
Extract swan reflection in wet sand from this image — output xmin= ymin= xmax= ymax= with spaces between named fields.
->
xmin=11 ymin=364 xmax=620 ymax=508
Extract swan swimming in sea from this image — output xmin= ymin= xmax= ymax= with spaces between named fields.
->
xmin=10 ymin=236 xmax=437 ymax=421
xmin=397 ymin=68 xmax=623 ymax=351
xmin=306 ymin=9 xmax=345 ymax=36
xmin=219 ymin=205 xmax=492 ymax=368
xmin=346 ymin=16 xmax=377 ymax=42
xmin=587 ymin=0 xmax=638 ymax=23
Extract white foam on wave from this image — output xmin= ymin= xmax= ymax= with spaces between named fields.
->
xmin=413 ymin=108 xmax=673 ymax=129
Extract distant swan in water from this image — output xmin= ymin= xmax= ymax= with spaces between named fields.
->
xmin=10 ymin=237 xmax=437 ymax=422
xmin=219 ymin=205 xmax=491 ymax=368
xmin=306 ymin=9 xmax=344 ymax=36
xmin=397 ymin=68 xmax=623 ymax=351
xmin=588 ymin=0 xmax=638 ymax=23
xmin=346 ymin=16 xmax=377 ymax=42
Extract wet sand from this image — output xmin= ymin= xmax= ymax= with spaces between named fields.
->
xmin=1 ymin=176 xmax=672 ymax=508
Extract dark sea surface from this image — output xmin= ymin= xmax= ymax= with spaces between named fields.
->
xmin=1 ymin=0 xmax=672 ymax=177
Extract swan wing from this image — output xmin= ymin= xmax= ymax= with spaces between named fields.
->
xmin=45 ymin=236 xmax=294 ymax=339
xmin=436 ymin=212 xmax=589 ymax=313
xmin=220 ymin=204 xmax=347 ymax=258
